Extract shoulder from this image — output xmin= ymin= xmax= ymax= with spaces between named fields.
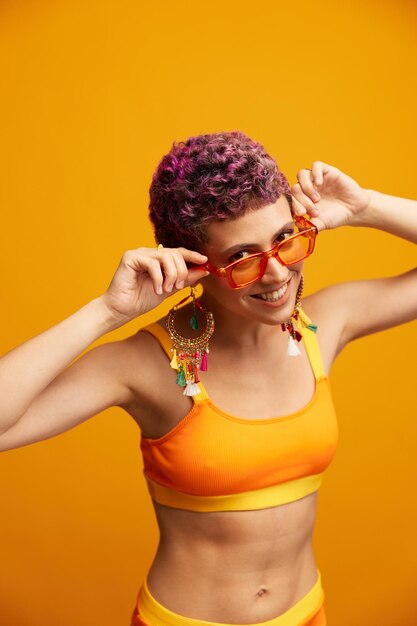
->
xmin=120 ymin=318 xmax=171 ymax=400
xmin=304 ymin=270 xmax=417 ymax=354
xmin=301 ymin=284 xmax=349 ymax=375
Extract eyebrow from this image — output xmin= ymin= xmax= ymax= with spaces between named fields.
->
xmin=222 ymin=222 xmax=295 ymax=257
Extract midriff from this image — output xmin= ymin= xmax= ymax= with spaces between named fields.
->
xmin=123 ymin=295 xmax=335 ymax=623
xmin=145 ymin=491 xmax=319 ymax=624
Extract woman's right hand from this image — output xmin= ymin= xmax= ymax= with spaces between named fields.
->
xmin=100 ymin=246 xmax=210 ymax=326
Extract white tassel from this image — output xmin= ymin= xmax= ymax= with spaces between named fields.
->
xmin=183 ymin=381 xmax=201 ymax=396
xmin=288 ymin=335 xmax=301 ymax=356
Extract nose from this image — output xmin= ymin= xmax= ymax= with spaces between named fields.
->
xmin=261 ymin=255 xmax=291 ymax=284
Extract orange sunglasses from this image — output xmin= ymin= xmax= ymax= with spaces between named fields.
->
xmin=199 ymin=215 xmax=318 ymax=289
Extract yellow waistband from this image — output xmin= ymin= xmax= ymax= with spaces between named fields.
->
xmin=138 ymin=569 xmax=324 ymax=626
xmin=144 ymin=472 xmax=323 ymax=512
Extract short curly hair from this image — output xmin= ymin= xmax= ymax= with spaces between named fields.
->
xmin=148 ymin=130 xmax=293 ymax=252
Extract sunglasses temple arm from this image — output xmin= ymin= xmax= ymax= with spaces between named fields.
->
xmin=190 ymin=261 xmax=220 ymax=276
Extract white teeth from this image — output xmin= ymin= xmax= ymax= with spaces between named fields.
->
xmin=256 ymin=282 xmax=288 ymax=302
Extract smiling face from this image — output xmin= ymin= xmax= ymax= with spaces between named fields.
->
xmin=199 ymin=195 xmax=304 ymax=327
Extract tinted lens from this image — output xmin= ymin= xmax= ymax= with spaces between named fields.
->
xmin=278 ymin=232 xmax=311 ymax=264
xmin=230 ymin=256 xmax=262 ymax=286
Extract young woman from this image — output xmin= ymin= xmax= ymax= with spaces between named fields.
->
xmin=0 ymin=131 xmax=416 ymax=626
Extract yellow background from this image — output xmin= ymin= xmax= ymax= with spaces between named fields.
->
xmin=0 ymin=1 xmax=416 ymax=624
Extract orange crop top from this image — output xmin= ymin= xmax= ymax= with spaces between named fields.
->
xmin=139 ymin=307 xmax=339 ymax=513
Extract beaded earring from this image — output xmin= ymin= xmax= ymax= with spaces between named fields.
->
xmin=166 ymin=286 xmax=215 ymax=396
xmin=281 ymin=274 xmax=318 ymax=356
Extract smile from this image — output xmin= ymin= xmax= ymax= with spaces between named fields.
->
xmin=251 ymin=281 xmax=289 ymax=302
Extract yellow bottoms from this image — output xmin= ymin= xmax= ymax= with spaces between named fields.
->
xmin=131 ymin=569 xmax=326 ymax=626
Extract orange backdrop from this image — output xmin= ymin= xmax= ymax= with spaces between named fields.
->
xmin=0 ymin=1 xmax=416 ymax=625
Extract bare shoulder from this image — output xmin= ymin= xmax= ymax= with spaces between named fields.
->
xmin=121 ymin=323 xmax=169 ymax=397
xmin=301 ymin=284 xmax=347 ymax=376
xmin=117 ymin=320 xmax=195 ymax=437
xmin=303 ymin=269 xmax=417 ymax=364
xmin=119 ymin=316 xmax=180 ymax=413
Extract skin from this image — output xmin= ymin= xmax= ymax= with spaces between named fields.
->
xmin=122 ymin=162 xmax=416 ymax=622
xmin=125 ymin=196 xmax=335 ymax=623
xmin=0 ymin=162 xmax=414 ymax=621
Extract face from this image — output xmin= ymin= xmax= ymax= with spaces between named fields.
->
xmin=199 ymin=196 xmax=304 ymax=326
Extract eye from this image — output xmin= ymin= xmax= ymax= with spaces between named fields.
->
xmin=229 ymin=249 xmax=252 ymax=262
xmin=228 ymin=230 xmax=294 ymax=263
xmin=279 ymin=230 xmax=294 ymax=241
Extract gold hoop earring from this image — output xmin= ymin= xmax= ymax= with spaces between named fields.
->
xmin=166 ymin=287 xmax=215 ymax=396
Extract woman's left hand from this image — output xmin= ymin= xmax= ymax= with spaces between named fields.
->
xmin=290 ymin=161 xmax=372 ymax=231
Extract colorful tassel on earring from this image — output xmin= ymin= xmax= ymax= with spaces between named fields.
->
xmin=281 ymin=321 xmax=302 ymax=357
xmin=297 ymin=307 xmax=318 ymax=333
xmin=182 ymin=360 xmax=200 ymax=395
xmin=190 ymin=310 xmax=199 ymax=330
xmin=189 ymin=286 xmax=199 ymax=330
xmin=200 ymin=350 xmax=208 ymax=371
xmin=176 ymin=364 xmax=187 ymax=387
xmin=183 ymin=380 xmax=201 ymax=396
xmin=288 ymin=335 xmax=301 ymax=356
xmin=166 ymin=286 xmax=215 ymax=396
xmin=279 ymin=273 xmax=318 ymax=357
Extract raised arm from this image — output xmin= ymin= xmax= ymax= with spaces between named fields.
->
xmin=350 ymin=188 xmax=417 ymax=244
xmin=0 ymin=246 xmax=209 ymax=452
xmin=290 ymin=162 xmax=417 ymax=348
xmin=0 ymin=296 xmax=121 ymax=437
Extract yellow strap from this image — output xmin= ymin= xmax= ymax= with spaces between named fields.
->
xmin=144 ymin=471 xmax=323 ymax=512
xmin=296 ymin=306 xmax=326 ymax=379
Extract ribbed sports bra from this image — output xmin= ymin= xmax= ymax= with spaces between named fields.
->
xmin=139 ymin=306 xmax=339 ymax=513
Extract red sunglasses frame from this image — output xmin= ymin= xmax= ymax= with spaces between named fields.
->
xmin=199 ymin=215 xmax=318 ymax=289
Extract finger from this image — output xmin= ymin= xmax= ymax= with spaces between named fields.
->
xmin=158 ymin=252 xmax=180 ymax=293
xmin=176 ymin=247 xmax=208 ymax=265
xmin=310 ymin=161 xmax=324 ymax=187
xmin=185 ymin=266 xmax=210 ymax=287
xmin=306 ymin=215 xmax=326 ymax=232
xmin=296 ymin=168 xmax=321 ymax=203
xmin=291 ymin=182 xmax=318 ymax=215
xmin=290 ymin=194 xmax=308 ymax=217
xmin=161 ymin=247 xmax=208 ymax=289
xmin=171 ymin=250 xmax=189 ymax=290
xmin=137 ymin=256 xmax=164 ymax=295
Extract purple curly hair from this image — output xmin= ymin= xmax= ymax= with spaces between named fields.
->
xmin=148 ymin=130 xmax=293 ymax=252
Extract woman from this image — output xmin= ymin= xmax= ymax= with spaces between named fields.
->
xmin=0 ymin=131 xmax=416 ymax=626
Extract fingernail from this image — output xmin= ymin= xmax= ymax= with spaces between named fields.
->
xmin=177 ymin=280 xmax=184 ymax=289
xmin=312 ymin=193 xmax=320 ymax=201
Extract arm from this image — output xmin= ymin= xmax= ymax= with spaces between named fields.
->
xmin=337 ymin=188 xmax=417 ymax=346
xmin=351 ymin=188 xmax=417 ymax=244
xmin=291 ymin=164 xmax=417 ymax=348
xmin=311 ymin=267 xmax=417 ymax=353
xmin=0 ymin=296 xmax=130 ymax=450
xmin=0 ymin=245 xmax=209 ymax=451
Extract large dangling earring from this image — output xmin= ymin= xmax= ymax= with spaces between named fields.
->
xmin=281 ymin=274 xmax=318 ymax=356
xmin=166 ymin=286 xmax=215 ymax=396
